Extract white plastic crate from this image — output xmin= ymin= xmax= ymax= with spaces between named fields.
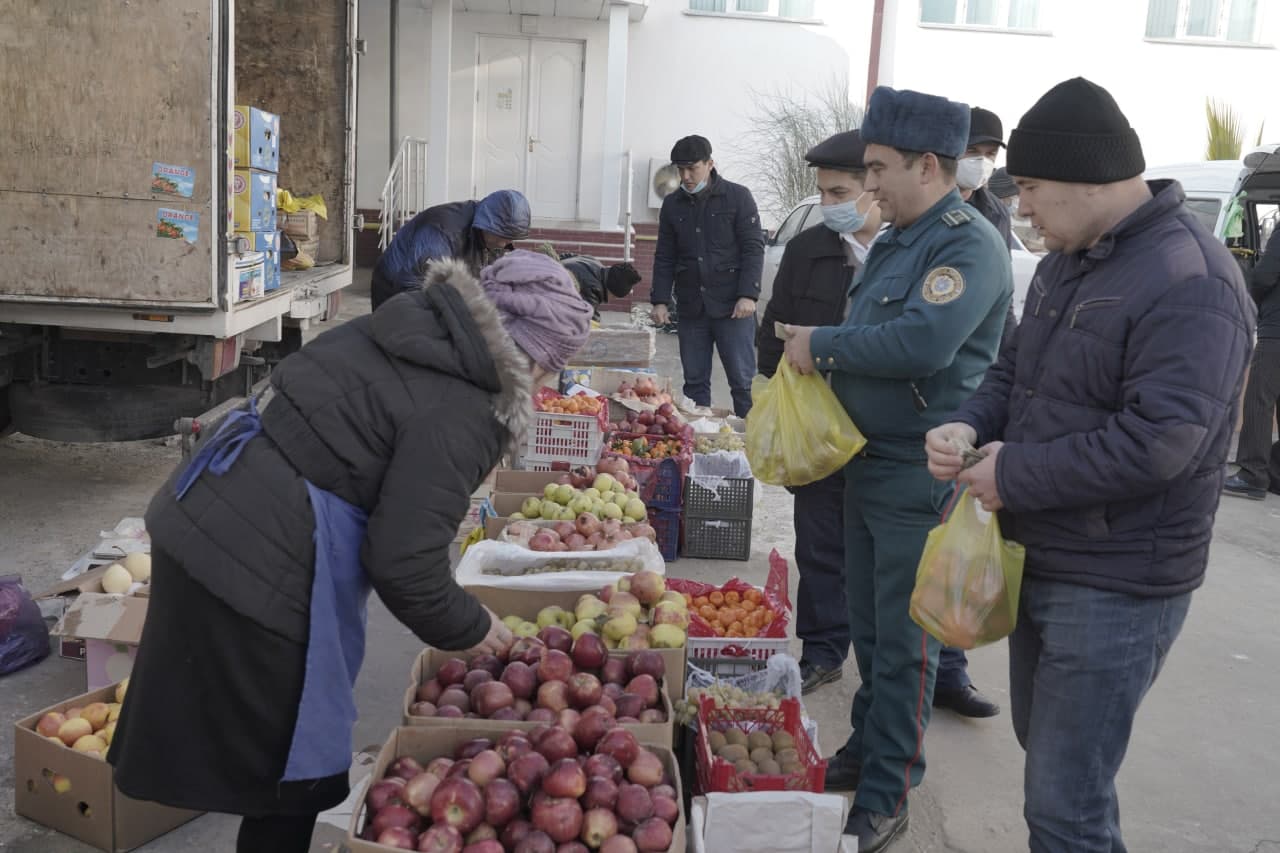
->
xmin=523 ymin=410 xmax=603 ymax=467
xmin=687 ymin=635 xmax=790 ymax=677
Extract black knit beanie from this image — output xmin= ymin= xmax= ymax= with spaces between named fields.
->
xmin=1007 ymin=78 xmax=1145 ymax=183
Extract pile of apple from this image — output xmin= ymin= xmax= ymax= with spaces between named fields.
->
xmin=363 ymin=728 xmax=679 ymax=851
xmin=497 ymin=571 xmax=688 ymax=651
xmin=411 ymin=642 xmax=668 ymax=726
xmin=510 ymin=466 xmax=645 ymax=525
xmin=604 ymin=405 xmax=687 ymax=439
xmin=34 ymin=678 xmax=129 ymax=762
xmin=614 ymin=376 xmax=672 ymax=407
xmin=502 ymin=514 xmax=656 ymax=554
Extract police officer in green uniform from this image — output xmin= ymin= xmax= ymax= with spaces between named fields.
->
xmin=783 ymin=87 xmax=1012 ymax=852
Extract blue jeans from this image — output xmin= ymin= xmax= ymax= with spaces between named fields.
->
xmin=792 ymin=469 xmax=849 ymax=671
xmin=676 ymin=312 xmax=756 ymax=416
xmin=1010 ymin=577 xmax=1191 ymax=853
xmin=936 ymin=646 xmax=972 ymax=691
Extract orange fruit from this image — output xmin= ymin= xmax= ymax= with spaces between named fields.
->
xmin=725 ymin=591 xmax=740 ymax=606
xmin=699 ymin=605 xmax=717 ymax=622
xmin=741 ymin=599 xmax=756 ymax=612
xmin=745 ymin=589 xmax=763 ymax=604
xmin=709 ymin=591 xmax=725 ymax=606
xmin=693 ymin=596 xmax=709 ymax=608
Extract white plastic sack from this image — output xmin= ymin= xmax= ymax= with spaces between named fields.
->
xmin=689 ymin=450 xmax=753 ymax=500
xmin=684 ymin=654 xmax=819 ymax=750
xmin=693 ymin=792 xmax=850 ymax=853
xmin=454 ymin=538 xmax=665 ymax=590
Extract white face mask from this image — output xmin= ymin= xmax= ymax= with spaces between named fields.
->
xmin=957 ymin=156 xmax=996 ymax=191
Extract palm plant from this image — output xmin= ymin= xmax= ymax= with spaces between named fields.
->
xmin=1205 ymin=99 xmax=1244 ymax=160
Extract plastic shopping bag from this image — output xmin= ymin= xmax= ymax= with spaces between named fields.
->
xmin=275 ymin=189 xmax=328 ymax=219
xmin=0 ymin=575 xmax=50 ymax=676
xmin=744 ymin=359 xmax=865 ymax=487
xmin=909 ymin=488 xmax=1024 ymax=649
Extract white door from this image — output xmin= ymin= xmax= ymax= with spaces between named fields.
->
xmin=475 ymin=36 xmax=583 ymax=220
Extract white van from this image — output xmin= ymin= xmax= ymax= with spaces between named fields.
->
xmin=1143 ymin=159 xmax=1247 ymax=238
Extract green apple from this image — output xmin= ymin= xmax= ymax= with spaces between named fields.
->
xmin=541 ymin=500 xmax=561 ymax=520
xmin=601 ymin=503 xmax=623 ymax=521
xmin=544 ymin=483 xmax=560 ymax=500
xmin=554 ymin=484 xmax=575 ymax=505
xmin=522 ymin=496 xmax=543 ymax=518
xmin=537 ymin=606 xmax=568 ymax=629
xmin=583 ymin=488 xmax=602 ymax=501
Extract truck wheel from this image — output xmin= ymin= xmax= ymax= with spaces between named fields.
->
xmin=9 ymin=383 xmax=207 ymax=443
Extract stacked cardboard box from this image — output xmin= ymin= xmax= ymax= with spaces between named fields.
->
xmin=233 ymin=105 xmax=281 ymax=295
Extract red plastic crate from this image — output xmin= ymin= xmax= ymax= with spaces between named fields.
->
xmin=694 ymin=696 xmax=826 ymax=794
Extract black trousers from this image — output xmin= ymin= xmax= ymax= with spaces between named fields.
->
xmin=237 ymin=814 xmax=318 ymax=853
xmin=1236 ymin=339 xmax=1280 ymax=489
xmin=791 ymin=470 xmax=850 ymax=670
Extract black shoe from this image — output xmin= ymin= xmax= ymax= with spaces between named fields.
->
xmin=843 ymin=804 xmax=909 ymax=853
xmin=1223 ymin=474 xmax=1267 ymax=501
xmin=823 ymin=746 xmax=862 ymax=791
xmin=933 ymin=684 xmax=1001 ymax=718
xmin=800 ymin=661 xmax=842 ymax=695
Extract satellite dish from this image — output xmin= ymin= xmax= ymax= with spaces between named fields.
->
xmin=651 ymin=162 xmax=681 ymax=202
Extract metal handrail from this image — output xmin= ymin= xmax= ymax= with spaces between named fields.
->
xmin=378 ymin=136 xmax=429 ymax=250
xmin=623 ymin=149 xmax=634 ymax=263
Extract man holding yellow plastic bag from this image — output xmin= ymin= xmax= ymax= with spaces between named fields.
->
xmin=782 ymin=87 xmax=1011 ymax=851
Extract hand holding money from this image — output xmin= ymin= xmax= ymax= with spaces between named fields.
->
xmin=925 ymin=422 xmax=980 ymax=481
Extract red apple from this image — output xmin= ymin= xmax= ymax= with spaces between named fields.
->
xmin=570 ymin=633 xmax=607 ymax=672
xmin=501 ymin=818 xmax=535 ymax=850
xmin=626 ymin=750 xmax=664 ymax=787
xmin=543 ymin=758 xmax=588 ymax=799
xmin=615 ymin=783 xmax=653 ymax=824
xmin=535 ymin=726 xmax=579 ymax=764
xmin=417 ymin=824 xmax=464 ymax=853
xmin=410 ymin=701 xmax=437 ymax=718
xmin=557 ymin=843 xmax=590 ymax=853
xmin=462 ymin=841 xmax=503 ymax=853
xmin=492 ymin=707 xmax=522 ymax=721
xmin=388 ymin=757 xmax=426 ymax=781
xmin=468 ymin=654 xmax=506 ymax=679
xmin=573 ymin=707 xmax=616 ymax=752
xmin=514 ymin=698 xmax=534 ymax=718
xmin=600 ymin=837 xmax=638 ymax=853
xmin=631 ymin=817 xmax=673 ymax=851
xmin=430 ymin=777 xmax=485 ymax=834
xmin=526 ymin=707 xmax=557 ymax=724
xmin=508 ymin=752 xmax=550 ymax=796
xmin=638 ymin=709 xmax=665 ymax=724
xmin=496 ymin=734 xmax=533 ymax=764
xmin=455 ymin=738 xmax=495 ymax=761
xmin=472 ymin=681 xmax=516 ymax=717
xmin=537 ymin=649 xmax=574 ymax=684
xmin=626 ymin=651 xmax=665 ymax=682
xmin=650 ymin=784 xmax=676 ymax=801
xmin=625 ymin=675 xmax=660 ymax=709
xmin=437 ymin=658 xmax=469 ymax=687
xmin=426 ymin=757 xmax=455 ymax=778
xmin=464 ymin=669 xmax=495 ymax=692
xmin=439 ymin=688 xmax=472 ymax=714
xmin=583 ymin=775 xmax=619 ymax=810
xmin=514 ymin=831 xmax=556 ymax=853
xmin=538 ymin=626 xmax=574 ymax=655
xmin=532 ymin=797 xmax=584 ymax=845
xmin=595 ymin=729 xmax=640 ymax=769
xmin=557 ymin=708 xmax=582 ymax=733
xmin=466 ymin=824 xmax=498 ymax=843
xmin=376 ymin=826 xmax=418 ymax=849
xmin=597 ymin=695 xmax=618 ymax=717
xmin=583 ymin=753 xmax=623 ymax=785
xmin=602 ymin=683 xmax=625 ymax=702
xmin=613 ymin=693 xmax=645 ymax=720
xmin=448 ymin=760 xmax=472 ymax=779
xmin=651 ymin=795 xmax=679 ymax=826
xmin=599 ymin=583 xmax=615 ymax=603
xmin=418 ymin=679 xmax=445 ymax=704
xmin=372 ymin=803 xmax=422 ymax=836
xmin=36 ymin=712 xmax=66 ymax=739
xmin=467 ymin=750 xmax=506 ymax=787
xmin=404 ymin=769 xmax=444 ymax=815
xmin=436 ymin=704 xmax=465 ymax=719
xmin=500 ymin=661 xmax=538 ymax=700
xmin=601 ymin=657 xmax=628 ymax=686
xmin=509 ymin=638 xmax=547 ymax=667
xmin=537 ymin=681 xmax=570 ymax=713
xmin=567 ymin=673 xmax=603 ymax=709
xmin=483 ymin=777 xmax=521 ymax=828
xmin=580 ymin=807 xmax=620 ymax=848
xmin=367 ymin=779 xmax=406 ymax=812
xmin=627 ymin=571 xmax=665 ymax=607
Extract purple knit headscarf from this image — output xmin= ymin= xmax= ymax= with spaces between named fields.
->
xmin=480 ymin=250 xmax=592 ymax=373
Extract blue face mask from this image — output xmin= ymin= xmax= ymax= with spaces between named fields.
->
xmin=682 ymin=179 xmax=708 ymax=195
xmin=821 ymin=198 xmax=867 ymax=234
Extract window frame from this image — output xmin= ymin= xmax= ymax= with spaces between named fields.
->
xmin=917 ymin=0 xmax=1049 ymax=34
xmin=772 ymin=204 xmax=814 ymax=246
xmin=685 ymin=0 xmax=822 ymax=24
xmin=1144 ymin=0 xmax=1270 ymax=46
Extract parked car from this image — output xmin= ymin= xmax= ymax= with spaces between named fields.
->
xmin=759 ymin=195 xmax=1041 ymax=321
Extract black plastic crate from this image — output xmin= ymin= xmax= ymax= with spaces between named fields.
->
xmin=648 ymin=505 xmax=682 ymax=561
xmin=682 ymin=516 xmax=751 ymax=561
xmin=683 ymin=475 xmax=753 ymax=520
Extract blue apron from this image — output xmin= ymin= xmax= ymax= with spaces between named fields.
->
xmin=175 ymin=397 xmax=371 ymax=782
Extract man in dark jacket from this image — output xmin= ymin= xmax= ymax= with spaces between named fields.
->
xmin=1224 ymin=223 xmax=1280 ymax=498
xmin=758 ymin=129 xmax=881 ymax=695
xmin=651 ymin=135 xmax=764 ymax=416
xmin=371 ymin=189 xmax=531 ymax=310
xmin=561 ymin=254 xmax=642 ymax=320
xmin=927 ymin=78 xmax=1255 ymax=853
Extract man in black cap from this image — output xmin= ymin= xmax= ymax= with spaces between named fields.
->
xmin=651 ymin=135 xmax=764 ymax=417
xmin=560 ymin=254 xmax=642 ymax=321
xmin=927 ymin=77 xmax=1254 ymax=852
xmin=931 ymin=106 xmax=1012 ymax=721
xmin=782 ymin=87 xmax=1012 ymax=851
xmin=758 ymin=129 xmax=883 ymax=695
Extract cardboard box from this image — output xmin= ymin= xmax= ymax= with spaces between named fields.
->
xmin=238 ymin=231 xmax=281 ymax=292
xmin=404 ymin=648 xmax=675 ymax=746
xmin=232 ymin=105 xmax=280 ymax=172
xmin=39 ymin=563 xmax=149 ymax=663
xmin=232 ymin=168 xmax=277 ymax=232
xmin=347 ymin=725 xmax=686 ymax=853
xmin=466 ymin=586 xmax=687 ymax=699
xmin=574 ymin=328 xmax=656 ymax=367
xmin=14 ymin=685 xmax=201 ymax=852
xmin=231 ymin=251 xmax=267 ymax=304
xmin=279 ymin=210 xmax=318 ymax=240
xmin=51 ymin=594 xmax=148 ymax=691
xmin=494 ymin=469 xmax=564 ymax=495
xmin=690 ymin=793 xmax=850 ymax=853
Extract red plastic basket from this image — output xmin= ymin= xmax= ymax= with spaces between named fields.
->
xmin=600 ymin=434 xmax=692 ymax=506
xmin=694 ymin=696 xmax=826 ymax=794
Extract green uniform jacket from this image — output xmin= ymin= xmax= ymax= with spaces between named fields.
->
xmin=809 ymin=190 xmax=1012 ymax=462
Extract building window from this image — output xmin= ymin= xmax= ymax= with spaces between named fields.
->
xmin=1145 ymin=0 xmax=1263 ymax=43
xmin=920 ymin=0 xmax=1042 ymax=30
xmin=688 ymin=0 xmax=818 ymax=19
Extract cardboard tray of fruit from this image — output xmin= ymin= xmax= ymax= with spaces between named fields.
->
xmin=664 ymin=551 xmax=791 ymax=648
xmin=694 ymin=696 xmax=826 ymax=795
xmin=404 ymin=646 xmax=675 ymax=748
xmin=348 ymin=724 xmax=686 ymax=852
xmin=454 ymin=539 xmax=666 ymax=591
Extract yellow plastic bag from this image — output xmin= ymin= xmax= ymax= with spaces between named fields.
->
xmin=276 ymin=190 xmax=328 ymax=220
xmin=744 ymin=358 xmax=866 ymax=487
xmin=909 ymin=488 xmax=1025 ymax=649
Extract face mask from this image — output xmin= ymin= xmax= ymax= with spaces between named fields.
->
xmin=682 ymin=179 xmax=707 ymax=195
xmin=821 ymin=195 xmax=868 ymax=234
xmin=957 ymin=156 xmax=996 ymax=191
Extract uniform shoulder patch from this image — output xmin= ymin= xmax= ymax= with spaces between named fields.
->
xmin=922 ymin=267 xmax=966 ymax=304
xmin=941 ymin=209 xmax=974 ymax=227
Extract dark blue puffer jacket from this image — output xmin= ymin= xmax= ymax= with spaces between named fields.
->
xmin=372 ymin=190 xmax=531 ymax=310
xmin=954 ymin=181 xmax=1256 ymax=597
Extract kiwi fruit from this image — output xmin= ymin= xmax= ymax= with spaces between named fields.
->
xmin=775 ymin=748 xmax=800 ymax=765
xmin=758 ymin=759 xmax=782 ymax=775
xmin=724 ymin=727 xmax=749 ymax=747
xmin=779 ymin=760 xmax=802 ymax=774
xmin=734 ymin=759 xmax=759 ymax=775
xmin=718 ymin=743 xmax=749 ymax=763
xmin=771 ymin=731 xmax=796 ymax=751
xmin=749 ymin=747 xmax=775 ymax=765
xmin=747 ymin=731 xmax=774 ymax=752
xmin=708 ymin=731 xmax=727 ymax=753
